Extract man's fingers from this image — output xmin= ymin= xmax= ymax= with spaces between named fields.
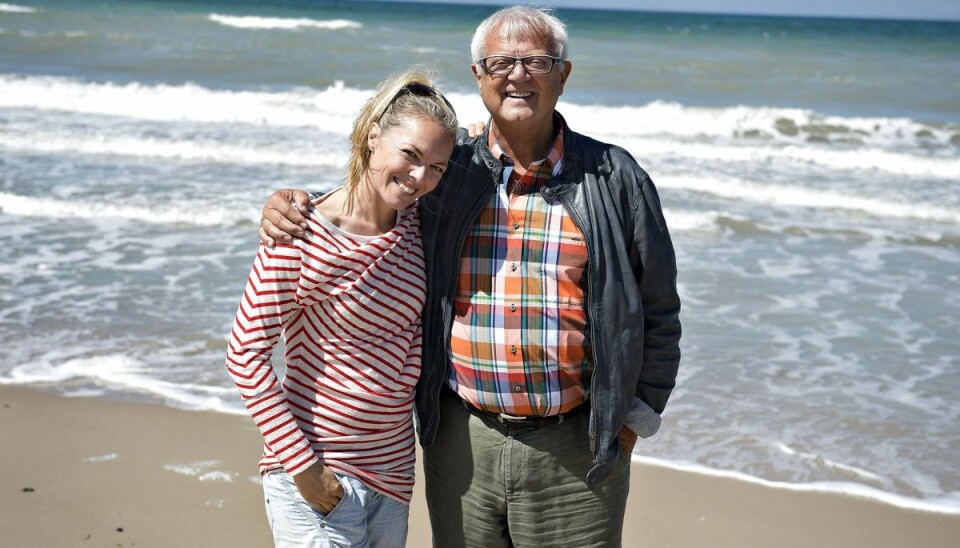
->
xmin=260 ymin=216 xmax=300 ymax=243
xmin=270 ymin=202 xmax=307 ymax=230
xmin=262 ymin=205 xmax=305 ymax=237
xmin=258 ymin=189 xmax=312 ymax=247
xmin=263 ymin=190 xmax=309 ymax=226
xmin=618 ymin=424 xmax=638 ymax=454
xmin=466 ymin=121 xmax=487 ymax=138
xmin=291 ymin=189 xmax=312 ymax=213
xmin=258 ymin=226 xmax=276 ymax=249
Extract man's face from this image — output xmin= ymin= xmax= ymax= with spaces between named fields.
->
xmin=471 ymin=33 xmax=571 ymax=133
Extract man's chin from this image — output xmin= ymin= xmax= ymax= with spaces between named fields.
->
xmin=492 ymin=107 xmax=541 ymax=127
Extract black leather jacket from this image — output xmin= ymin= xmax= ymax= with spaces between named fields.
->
xmin=416 ymin=114 xmax=682 ymax=485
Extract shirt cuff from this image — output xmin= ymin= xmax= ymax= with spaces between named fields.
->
xmin=624 ymin=397 xmax=661 ymax=439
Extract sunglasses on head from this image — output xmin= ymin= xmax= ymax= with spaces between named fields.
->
xmin=378 ymin=82 xmax=456 ymax=123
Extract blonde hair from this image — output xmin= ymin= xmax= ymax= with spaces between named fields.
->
xmin=343 ymin=67 xmax=458 ymax=212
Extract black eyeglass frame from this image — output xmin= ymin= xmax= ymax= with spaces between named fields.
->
xmin=475 ymin=55 xmax=565 ymax=76
xmin=378 ymin=82 xmax=456 ymax=123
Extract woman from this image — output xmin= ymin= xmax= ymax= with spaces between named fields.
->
xmin=225 ymin=67 xmax=457 ymax=547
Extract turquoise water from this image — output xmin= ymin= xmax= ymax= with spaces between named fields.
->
xmin=1 ymin=0 xmax=959 ymax=512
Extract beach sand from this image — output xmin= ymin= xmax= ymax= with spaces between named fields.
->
xmin=1 ymin=384 xmax=957 ymax=547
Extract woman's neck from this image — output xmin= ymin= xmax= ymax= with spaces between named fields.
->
xmin=315 ymin=181 xmax=396 ymax=237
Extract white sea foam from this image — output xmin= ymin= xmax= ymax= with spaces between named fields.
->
xmin=656 ymin=174 xmax=960 ymax=224
xmin=632 ymin=455 xmax=960 ymax=514
xmin=2 ymin=74 xmax=954 ymax=183
xmin=662 ymin=208 xmax=725 ymax=232
xmin=774 ymin=442 xmax=886 ymax=483
xmin=0 ymin=75 xmax=367 ymax=130
xmin=0 ymin=192 xmax=259 ymax=227
xmin=563 ymin=100 xmax=958 ymax=148
xmin=0 ymin=190 xmax=726 ymax=234
xmin=0 ymin=3 xmax=36 ymax=13
xmin=208 ymin=14 xmax=361 ymax=31
xmin=0 ymin=130 xmax=346 ymax=167
xmin=619 ymin=137 xmax=960 ymax=180
xmin=0 ymin=354 xmax=246 ymax=415
xmin=82 ymin=453 xmax=118 ymax=463
xmin=164 ymin=460 xmax=237 ymax=482
xmin=2 ymin=74 xmax=954 ymax=168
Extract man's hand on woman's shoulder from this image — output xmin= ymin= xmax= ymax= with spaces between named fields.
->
xmin=260 ymin=189 xmax=312 ymax=247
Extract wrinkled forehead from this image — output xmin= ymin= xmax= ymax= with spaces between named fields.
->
xmin=485 ymin=22 xmax=558 ymax=55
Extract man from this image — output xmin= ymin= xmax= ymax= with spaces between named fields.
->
xmin=259 ymin=6 xmax=681 ymax=547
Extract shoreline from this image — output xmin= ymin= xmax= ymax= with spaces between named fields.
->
xmin=632 ymin=456 xmax=960 ymax=517
xmin=2 ymin=384 xmax=958 ymax=547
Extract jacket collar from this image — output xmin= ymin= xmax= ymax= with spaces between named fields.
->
xmin=474 ymin=111 xmax=583 ymax=192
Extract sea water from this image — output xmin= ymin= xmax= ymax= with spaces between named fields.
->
xmin=1 ymin=0 xmax=958 ymax=513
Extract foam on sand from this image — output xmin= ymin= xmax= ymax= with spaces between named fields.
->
xmin=633 ymin=455 xmax=960 ymax=515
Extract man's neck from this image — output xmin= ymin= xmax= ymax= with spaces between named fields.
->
xmin=492 ymin=115 xmax=557 ymax=167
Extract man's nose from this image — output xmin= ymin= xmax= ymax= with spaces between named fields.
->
xmin=506 ymin=59 xmax=531 ymax=79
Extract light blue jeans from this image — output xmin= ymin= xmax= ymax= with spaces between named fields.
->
xmin=262 ymin=470 xmax=408 ymax=548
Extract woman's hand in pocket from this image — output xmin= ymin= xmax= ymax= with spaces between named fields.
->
xmin=293 ymin=461 xmax=344 ymax=514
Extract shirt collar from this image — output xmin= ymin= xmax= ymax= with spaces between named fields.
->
xmin=487 ymin=114 xmax=565 ymax=179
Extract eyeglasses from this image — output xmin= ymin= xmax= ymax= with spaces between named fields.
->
xmin=379 ymin=82 xmax=456 ymax=123
xmin=476 ymin=55 xmax=564 ymax=76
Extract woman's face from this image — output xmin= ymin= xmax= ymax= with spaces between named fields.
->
xmin=365 ymin=116 xmax=454 ymax=211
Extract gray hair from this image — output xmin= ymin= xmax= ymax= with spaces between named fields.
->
xmin=470 ymin=5 xmax=569 ymax=62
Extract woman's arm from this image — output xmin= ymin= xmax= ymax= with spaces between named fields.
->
xmin=225 ymin=243 xmax=343 ymax=511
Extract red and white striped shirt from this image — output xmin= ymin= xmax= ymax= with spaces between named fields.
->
xmin=226 ymin=202 xmax=425 ymax=504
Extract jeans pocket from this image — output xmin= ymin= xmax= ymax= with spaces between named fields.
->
xmin=263 ymin=471 xmax=358 ymax=547
xmin=301 ymin=473 xmax=350 ymax=522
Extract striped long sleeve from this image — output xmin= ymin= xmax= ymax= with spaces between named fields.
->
xmin=226 ymin=243 xmax=319 ymax=475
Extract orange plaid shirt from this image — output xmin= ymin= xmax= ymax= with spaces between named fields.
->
xmin=448 ymin=120 xmax=591 ymax=416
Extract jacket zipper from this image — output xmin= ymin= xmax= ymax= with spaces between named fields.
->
xmin=554 ymin=186 xmax=601 ymax=458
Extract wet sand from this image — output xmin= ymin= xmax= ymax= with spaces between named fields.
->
xmin=1 ymin=385 xmax=957 ymax=547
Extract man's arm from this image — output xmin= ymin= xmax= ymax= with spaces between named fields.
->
xmin=259 ymin=189 xmax=312 ymax=247
xmin=633 ymin=174 xmax=682 ymax=413
xmin=257 ymin=121 xmax=486 ymax=247
xmin=618 ymin=162 xmax=681 ymax=453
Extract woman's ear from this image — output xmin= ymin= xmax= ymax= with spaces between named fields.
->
xmin=367 ymin=122 xmax=381 ymax=152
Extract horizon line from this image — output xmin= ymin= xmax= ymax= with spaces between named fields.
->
xmin=360 ymin=0 xmax=960 ymax=23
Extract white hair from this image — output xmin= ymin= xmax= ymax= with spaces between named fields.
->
xmin=470 ymin=5 xmax=569 ymax=62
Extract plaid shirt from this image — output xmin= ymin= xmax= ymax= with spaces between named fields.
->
xmin=448 ymin=120 xmax=591 ymax=416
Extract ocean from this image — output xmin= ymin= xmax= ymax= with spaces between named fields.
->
xmin=2 ymin=0 xmax=959 ymax=514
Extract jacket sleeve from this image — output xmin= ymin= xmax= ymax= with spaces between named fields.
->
xmin=631 ymin=175 xmax=682 ymax=414
xmin=224 ymin=243 xmax=319 ymax=476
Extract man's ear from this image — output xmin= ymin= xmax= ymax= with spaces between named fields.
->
xmin=471 ymin=64 xmax=483 ymax=87
xmin=558 ymin=60 xmax=572 ymax=94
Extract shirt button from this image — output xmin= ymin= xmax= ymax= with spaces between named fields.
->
xmin=514 ymin=385 xmax=522 ymax=393
xmin=510 ymin=262 xmax=517 ymax=271
xmin=513 ymin=222 xmax=520 ymax=230
xmin=510 ymin=345 xmax=517 ymax=355
xmin=509 ymin=303 xmax=516 ymax=312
